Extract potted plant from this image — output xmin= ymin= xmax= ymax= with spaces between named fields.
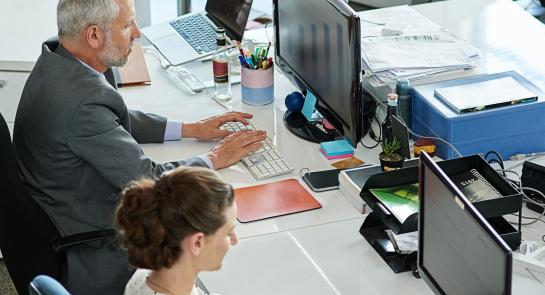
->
xmin=379 ymin=138 xmax=404 ymax=171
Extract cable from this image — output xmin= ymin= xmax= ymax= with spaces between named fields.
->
xmin=360 ymin=115 xmax=381 ymax=149
xmin=494 ymin=168 xmax=545 ymax=228
xmin=264 ymin=22 xmax=272 ymax=44
xmin=407 ymin=127 xmax=463 ymax=158
xmin=486 ymin=151 xmax=505 ymax=176
xmin=485 ymin=151 xmax=504 ymax=167
xmin=365 ymin=85 xmax=463 ymax=157
xmin=359 ymin=85 xmax=381 ymax=148
xmin=361 ymin=81 xmax=463 ymax=158
xmin=142 ymin=46 xmax=172 ymax=69
xmin=508 ymin=153 xmax=545 ymax=170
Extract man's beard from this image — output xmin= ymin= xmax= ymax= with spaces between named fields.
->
xmin=98 ymin=31 xmax=132 ymax=67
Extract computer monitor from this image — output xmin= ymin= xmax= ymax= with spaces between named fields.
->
xmin=273 ymin=0 xmax=375 ymax=146
xmin=418 ymin=152 xmax=512 ymax=295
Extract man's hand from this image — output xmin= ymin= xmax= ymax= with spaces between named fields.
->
xmin=206 ymin=130 xmax=267 ymax=169
xmin=182 ymin=112 xmax=253 ymax=140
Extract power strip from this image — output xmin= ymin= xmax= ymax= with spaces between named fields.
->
xmin=521 ymin=161 xmax=545 ymax=213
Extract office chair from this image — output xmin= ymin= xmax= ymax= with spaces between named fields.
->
xmin=0 ymin=112 xmax=119 ymax=295
xmin=29 ymin=275 xmax=71 ymax=295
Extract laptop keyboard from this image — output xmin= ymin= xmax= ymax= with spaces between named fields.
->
xmin=222 ymin=121 xmax=294 ymax=180
xmin=169 ymin=14 xmax=217 ymax=54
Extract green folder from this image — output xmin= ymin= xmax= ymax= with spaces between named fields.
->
xmin=369 ymin=183 xmax=419 ymax=223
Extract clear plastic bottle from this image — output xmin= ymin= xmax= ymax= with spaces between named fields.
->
xmin=381 ymin=93 xmax=399 ymax=143
xmin=212 ymin=27 xmax=232 ymax=101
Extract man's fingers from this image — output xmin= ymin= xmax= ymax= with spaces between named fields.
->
xmin=216 ymin=130 xmax=233 ymax=138
xmin=227 ymin=129 xmax=251 ymax=138
xmin=238 ymin=131 xmax=267 ymax=146
xmin=220 ymin=112 xmax=252 ymax=125
xmin=240 ymin=141 xmax=264 ymax=156
xmin=226 ymin=111 xmax=253 ymax=118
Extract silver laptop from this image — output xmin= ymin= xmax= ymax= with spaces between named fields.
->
xmin=141 ymin=0 xmax=253 ymax=66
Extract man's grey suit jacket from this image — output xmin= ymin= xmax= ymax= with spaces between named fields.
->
xmin=13 ymin=39 xmax=206 ymax=294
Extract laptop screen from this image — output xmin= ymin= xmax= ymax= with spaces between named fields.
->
xmin=418 ymin=152 xmax=512 ymax=295
xmin=206 ymin=0 xmax=253 ymax=41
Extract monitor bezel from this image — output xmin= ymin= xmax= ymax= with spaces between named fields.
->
xmin=272 ymin=0 xmax=364 ymax=146
xmin=418 ymin=152 xmax=513 ymax=295
xmin=205 ymin=0 xmax=253 ymax=41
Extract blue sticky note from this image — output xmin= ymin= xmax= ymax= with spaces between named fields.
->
xmin=320 ymin=139 xmax=354 ymax=156
xmin=301 ymin=91 xmax=317 ymax=121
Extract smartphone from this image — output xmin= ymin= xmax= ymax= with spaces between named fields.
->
xmin=302 ymin=169 xmax=341 ymax=192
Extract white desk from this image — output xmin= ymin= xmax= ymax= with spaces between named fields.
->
xmin=0 ymin=71 xmax=30 ymax=122
xmin=121 ymin=48 xmax=371 ymax=240
xmin=201 ymin=218 xmax=431 ymax=295
xmin=199 ymin=218 xmax=545 ymax=295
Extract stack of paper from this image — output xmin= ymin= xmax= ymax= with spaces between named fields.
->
xmin=320 ymin=139 xmax=354 ymax=160
xmin=359 ymin=6 xmax=481 ymax=85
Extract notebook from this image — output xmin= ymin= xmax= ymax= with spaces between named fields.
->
xmin=141 ymin=0 xmax=253 ymax=66
xmin=449 ymin=169 xmax=503 ymax=202
xmin=113 ymin=42 xmax=151 ymax=87
xmin=434 ymin=76 xmax=538 ymax=113
xmin=234 ymin=179 xmax=322 ymax=223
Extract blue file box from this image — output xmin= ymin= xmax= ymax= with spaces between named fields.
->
xmin=411 ymin=71 xmax=545 ymax=159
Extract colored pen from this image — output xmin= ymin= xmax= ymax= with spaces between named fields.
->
xmin=264 ymin=42 xmax=271 ymax=58
xmin=246 ymin=57 xmax=255 ymax=69
xmin=262 ymin=60 xmax=268 ymax=69
xmin=238 ymin=56 xmax=249 ymax=68
xmin=236 ymin=41 xmax=245 ymax=58
xmin=256 ymin=55 xmax=262 ymax=68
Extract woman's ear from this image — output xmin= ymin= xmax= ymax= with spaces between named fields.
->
xmin=84 ymin=25 xmax=103 ymax=49
xmin=186 ymin=232 xmax=205 ymax=256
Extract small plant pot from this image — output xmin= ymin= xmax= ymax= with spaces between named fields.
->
xmin=379 ymin=152 xmax=404 ymax=171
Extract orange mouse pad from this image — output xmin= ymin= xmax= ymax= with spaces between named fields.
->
xmin=234 ymin=179 xmax=322 ymax=223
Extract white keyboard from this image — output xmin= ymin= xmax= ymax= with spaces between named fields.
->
xmin=222 ymin=121 xmax=294 ymax=180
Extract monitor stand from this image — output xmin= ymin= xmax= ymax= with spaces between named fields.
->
xmin=283 ymin=110 xmax=339 ymax=143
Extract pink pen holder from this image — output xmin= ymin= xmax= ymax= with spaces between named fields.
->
xmin=241 ymin=65 xmax=274 ymax=105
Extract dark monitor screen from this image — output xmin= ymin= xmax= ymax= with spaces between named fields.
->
xmin=206 ymin=0 xmax=253 ymax=41
xmin=273 ymin=0 xmax=368 ymax=146
xmin=418 ymin=152 xmax=512 ymax=295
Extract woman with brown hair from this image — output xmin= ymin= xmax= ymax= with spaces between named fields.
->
xmin=115 ymin=167 xmax=238 ymax=295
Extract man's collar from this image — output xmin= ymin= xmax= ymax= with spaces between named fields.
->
xmin=43 ymin=38 xmax=118 ymax=89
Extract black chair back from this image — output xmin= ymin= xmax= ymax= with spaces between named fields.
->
xmin=0 ymin=113 xmax=64 ymax=295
